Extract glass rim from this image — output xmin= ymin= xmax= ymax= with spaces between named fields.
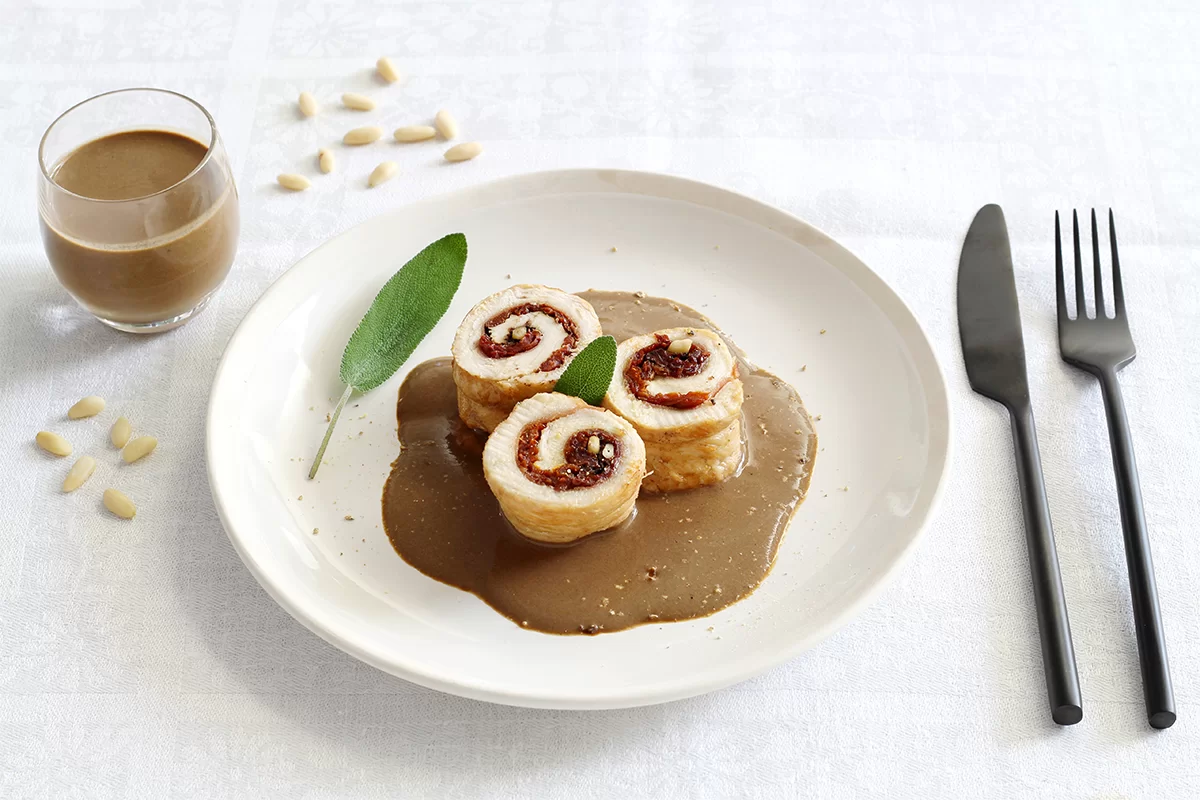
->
xmin=38 ymin=87 xmax=220 ymax=205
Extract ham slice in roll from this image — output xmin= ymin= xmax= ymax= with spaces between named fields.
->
xmin=452 ymin=285 xmax=603 ymax=432
xmin=483 ymin=393 xmax=646 ymax=544
xmin=604 ymin=327 xmax=744 ymax=492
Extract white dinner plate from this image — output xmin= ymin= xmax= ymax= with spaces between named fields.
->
xmin=206 ymin=169 xmax=951 ymax=709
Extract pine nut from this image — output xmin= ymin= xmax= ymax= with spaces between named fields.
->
xmin=36 ymin=431 xmax=72 ymax=457
xmin=434 ymin=109 xmax=459 ymax=140
xmin=376 ymin=57 xmax=402 ymax=84
xmin=298 ymin=91 xmax=318 ymax=117
xmin=68 ymin=395 xmax=105 ymax=419
xmin=602 ymin=443 xmax=615 ymax=459
xmin=368 ymin=161 xmax=399 ymax=187
xmin=343 ymin=125 xmax=384 ymax=145
xmin=277 ymin=173 xmax=311 ymax=191
xmin=393 ymin=125 xmax=436 ymax=143
xmin=444 ymin=142 xmax=482 ymax=162
xmin=342 ymin=92 xmax=376 ymax=111
xmin=110 ymin=416 xmax=132 ymax=448
xmin=511 ymin=325 xmax=527 ymax=340
xmin=103 ymin=488 xmax=136 ymax=519
xmin=122 ymin=435 xmax=158 ymax=464
xmin=318 ymin=148 xmax=335 ymax=174
xmin=668 ymin=338 xmax=692 ymax=355
xmin=63 ymin=456 xmax=96 ymax=493
xmin=587 ymin=435 xmax=601 ymax=455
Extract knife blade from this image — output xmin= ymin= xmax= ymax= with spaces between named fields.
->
xmin=957 ymin=204 xmax=1083 ymax=726
xmin=958 ymin=204 xmax=1029 ymax=406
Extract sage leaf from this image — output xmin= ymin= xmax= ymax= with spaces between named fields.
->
xmin=554 ymin=335 xmax=617 ymax=407
xmin=309 ymin=232 xmax=467 ymax=478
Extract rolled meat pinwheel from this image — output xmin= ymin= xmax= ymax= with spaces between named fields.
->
xmin=604 ymin=327 xmax=744 ymax=492
xmin=483 ymin=393 xmax=646 ymax=544
xmin=451 ymin=285 xmax=603 ymax=432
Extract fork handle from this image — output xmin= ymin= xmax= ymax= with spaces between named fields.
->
xmin=1010 ymin=403 xmax=1083 ymax=725
xmin=1098 ymin=369 xmax=1176 ymax=729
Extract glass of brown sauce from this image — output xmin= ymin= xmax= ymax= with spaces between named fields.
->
xmin=38 ymin=88 xmax=240 ymax=333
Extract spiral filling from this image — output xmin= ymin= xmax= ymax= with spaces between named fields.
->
xmin=478 ymin=303 xmax=579 ymax=372
xmin=625 ymin=334 xmax=716 ymax=409
xmin=516 ymin=421 xmax=620 ymax=490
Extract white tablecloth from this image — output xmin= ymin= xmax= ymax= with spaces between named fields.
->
xmin=3 ymin=1 xmax=1199 ymax=797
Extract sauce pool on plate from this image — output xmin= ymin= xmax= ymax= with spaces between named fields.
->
xmin=382 ymin=291 xmax=817 ymax=634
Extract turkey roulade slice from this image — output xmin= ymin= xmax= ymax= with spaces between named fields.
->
xmin=451 ymin=284 xmax=603 ymax=432
xmin=604 ymin=327 xmax=744 ymax=492
xmin=483 ymin=393 xmax=646 ymax=544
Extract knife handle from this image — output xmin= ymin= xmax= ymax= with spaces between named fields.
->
xmin=1010 ymin=402 xmax=1083 ymax=725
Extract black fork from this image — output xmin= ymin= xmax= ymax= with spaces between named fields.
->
xmin=1055 ymin=209 xmax=1175 ymax=729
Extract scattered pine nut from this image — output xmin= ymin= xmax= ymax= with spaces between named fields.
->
xmin=668 ymin=338 xmax=692 ymax=355
xmin=444 ymin=141 xmax=482 ymax=162
xmin=122 ymin=435 xmax=158 ymax=464
xmin=103 ymin=488 xmax=136 ymax=519
xmin=342 ymin=92 xmax=376 ymax=111
xmin=368 ymin=161 xmax=399 ymax=187
xmin=277 ymin=173 xmax=311 ymax=191
xmin=68 ymin=395 xmax=105 ymax=419
xmin=394 ymin=125 xmax=436 ymax=142
xmin=298 ymin=91 xmax=318 ymax=117
xmin=318 ymin=148 xmax=335 ymax=174
xmin=343 ymin=125 xmax=384 ymax=145
xmin=36 ymin=431 xmax=72 ymax=457
xmin=376 ymin=57 xmax=401 ymax=83
xmin=434 ymin=109 xmax=459 ymax=140
xmin=110 ymin=416 xmax=132 ymax=448
xmin=63 ymin=456 xmax=96 ymax=493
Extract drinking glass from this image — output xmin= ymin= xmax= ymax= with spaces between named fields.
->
xmin=38 ymin=88 xmax=240 ymax=333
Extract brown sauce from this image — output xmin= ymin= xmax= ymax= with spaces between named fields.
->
xmin=382 ymin=291 xmax=817 ymax=635
xmin=40 ymin=129 xmax=239 ymax=324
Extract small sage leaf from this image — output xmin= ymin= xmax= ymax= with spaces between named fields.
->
xmin=554 ymin=335 xmax=617 ymax=407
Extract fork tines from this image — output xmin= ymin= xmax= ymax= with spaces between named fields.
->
xmin=1055 ymin=208 xmax=1125 ymax=321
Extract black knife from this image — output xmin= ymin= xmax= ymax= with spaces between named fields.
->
xmin=958 ymin=204 xmax=1083 ymax=726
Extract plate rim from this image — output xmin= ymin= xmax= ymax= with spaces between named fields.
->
xmin=206 ymin=168 xmax=953 ymax=709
